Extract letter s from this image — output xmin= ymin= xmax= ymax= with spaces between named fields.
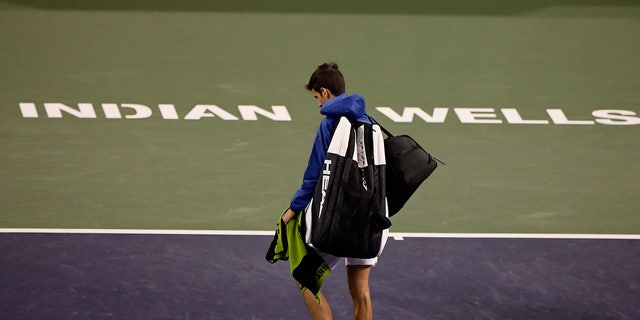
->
xmin=593 ymin=109 xmax=640 ymax=125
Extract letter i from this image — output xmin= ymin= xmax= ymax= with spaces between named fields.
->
xmin=19 ymin=103 xmax=38 ymax=118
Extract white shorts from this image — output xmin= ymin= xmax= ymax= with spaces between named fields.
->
xmin=315 ymin=249 xmax=378 ymax=270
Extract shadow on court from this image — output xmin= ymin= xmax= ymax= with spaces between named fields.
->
xmin=1 ymin=233 xmax=638 ymax=319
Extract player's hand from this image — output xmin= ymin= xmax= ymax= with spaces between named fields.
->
xmin=282 ymin=208 xmax=297 ymax=225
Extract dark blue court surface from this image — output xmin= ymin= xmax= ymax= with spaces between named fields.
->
xmin=1 ymin=233 xmax=639 ymax=319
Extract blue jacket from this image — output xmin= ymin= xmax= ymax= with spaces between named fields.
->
xmin=290 ymin=93 xmax=371 ymax=212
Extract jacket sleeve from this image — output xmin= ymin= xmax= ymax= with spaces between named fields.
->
xmin=289 ymin=117 xmax=336 ymax=212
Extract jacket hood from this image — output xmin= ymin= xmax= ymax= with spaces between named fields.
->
xmin=320 ymin=93 xmax=367 ymax=122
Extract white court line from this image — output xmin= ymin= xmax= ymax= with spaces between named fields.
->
xmin=388 ymin=232 xmax=640 ymax=240
xmin=0 ymin=228 xmax=639 ymax=240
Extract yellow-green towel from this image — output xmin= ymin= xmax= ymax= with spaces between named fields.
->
xmin=266 ymin=210 xmax=330 ymax=302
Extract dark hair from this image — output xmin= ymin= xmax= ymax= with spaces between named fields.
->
xmin=305 ymin=62 xmax=345 ymax=95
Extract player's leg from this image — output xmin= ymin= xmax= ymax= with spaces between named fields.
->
xmin=346 ymin=265 xmax=373 ymax=320
xmin=301 ymin=287 xmax=332 ymax=320
xmin=299 ymin=251 xmax=341 ymax=319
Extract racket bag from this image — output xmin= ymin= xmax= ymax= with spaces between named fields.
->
xmin=302 ymin=117 xmax=391 ymax=259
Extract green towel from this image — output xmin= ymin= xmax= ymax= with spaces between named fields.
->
xmin=266 ymin=210 xmax=330 ymax=302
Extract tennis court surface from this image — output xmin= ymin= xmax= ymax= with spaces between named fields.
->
xmin=1 ymin=1 xmax=639 ymax=319
xmin=2 ymin=231 xmax=639 ymax=319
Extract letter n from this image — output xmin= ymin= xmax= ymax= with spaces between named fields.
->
xmin=238 ymin=105 xmax=291 ymax=121
xmin=44 ymin=103 xmax=97 ymax=118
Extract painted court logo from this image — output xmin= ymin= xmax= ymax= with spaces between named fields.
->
xmin=17 ymin=102 xmax=640 ymax=125
xmin=318 ymin=159 xmax=332 ymax=220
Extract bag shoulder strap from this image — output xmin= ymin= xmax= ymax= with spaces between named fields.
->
xmin=367 ymin=115 xmax=394 ymax=138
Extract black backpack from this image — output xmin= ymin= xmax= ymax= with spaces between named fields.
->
xmin=369 ymin=116 xmax=444 ymax=216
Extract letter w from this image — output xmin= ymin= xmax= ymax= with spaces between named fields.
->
xmin=375 ymin=107 xmax=448 ymax=123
